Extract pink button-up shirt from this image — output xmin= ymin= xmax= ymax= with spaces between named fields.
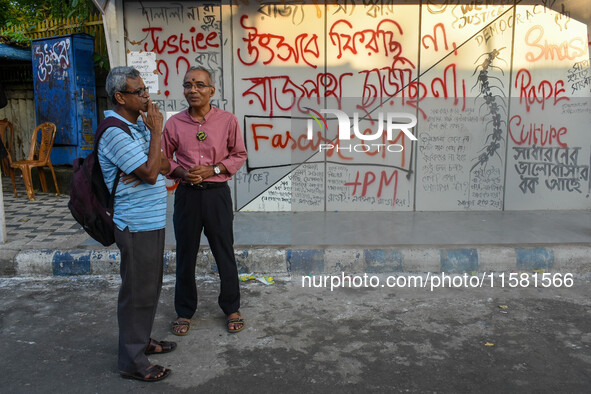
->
xmin=162 ymin=107 xmax=247 ymax=182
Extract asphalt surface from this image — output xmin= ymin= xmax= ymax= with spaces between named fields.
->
xmin=1 ymin=273 xmax=590 ymax=393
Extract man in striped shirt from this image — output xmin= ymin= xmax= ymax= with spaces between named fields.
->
xmin=98 ymin=66 xmax=174 ymax=382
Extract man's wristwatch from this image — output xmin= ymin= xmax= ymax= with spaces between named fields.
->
xmin=213 ymin=164 xmax=221 ymax=175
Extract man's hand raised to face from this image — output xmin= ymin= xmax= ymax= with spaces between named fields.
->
xmin=140 ymin=100 xmax=163 ymax=136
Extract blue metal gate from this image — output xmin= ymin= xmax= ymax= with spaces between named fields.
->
xmin=31 ymin=34 xmax=97 ymax=165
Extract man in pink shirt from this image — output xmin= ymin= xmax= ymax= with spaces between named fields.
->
xmin=162 ymin=66 xmax=247 ymax=336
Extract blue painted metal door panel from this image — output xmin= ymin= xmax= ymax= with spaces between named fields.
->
xmin=32 ymin=34 xmax=97 ymax=165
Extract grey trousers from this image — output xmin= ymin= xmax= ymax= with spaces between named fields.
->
xmin=115 ymin=226 xmax=165 ymax=373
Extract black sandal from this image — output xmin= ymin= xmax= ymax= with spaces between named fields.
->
xmin=120 ymin=364 xmax=171 ymax=382
xmin=144 ymin=338 xmax=177 ymax=355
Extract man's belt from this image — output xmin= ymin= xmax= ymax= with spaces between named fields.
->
xmin=181 ymin=181 xmax=227 ymax=190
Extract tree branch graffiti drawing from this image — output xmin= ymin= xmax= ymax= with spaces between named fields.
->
xmin=470 ymin=47 xmax=508 ymax=172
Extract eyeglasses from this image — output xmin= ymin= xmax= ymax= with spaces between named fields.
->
xmin=183 ymin=83 xmax=212 ymax=91
xmin=120 ymin=87 xmax=149 ymax=96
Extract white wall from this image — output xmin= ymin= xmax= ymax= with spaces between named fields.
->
xmin=119 ymin=0 xmax=591 ymax=212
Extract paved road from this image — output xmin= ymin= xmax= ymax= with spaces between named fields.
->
xmin=1 ymin=274 xmax=590 ymax=393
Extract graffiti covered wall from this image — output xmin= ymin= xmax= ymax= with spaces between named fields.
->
xmin=122 ymin=0 xmax=591 ymax=212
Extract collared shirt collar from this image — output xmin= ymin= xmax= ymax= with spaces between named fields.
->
xmin=185 ymin=106 xmax=217 ymax=124
xmin=103 ymin=110 xmax=145 ymax=130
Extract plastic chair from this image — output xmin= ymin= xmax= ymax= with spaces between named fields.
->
xmin=10 ymin=122 xmax=60 ymax=201
xmin=0 ymin=119 xmax=17 ymax=196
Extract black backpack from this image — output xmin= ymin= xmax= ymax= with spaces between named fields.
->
xmin=68 ymin=117 xmax=132 ymax=246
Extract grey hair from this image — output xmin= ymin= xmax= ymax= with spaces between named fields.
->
xmin=185 ymin=66 xmax=215 ymax=87
xmin=106 ymin=66 xmax=141 ymax=105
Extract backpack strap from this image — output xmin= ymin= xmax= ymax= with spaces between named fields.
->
xmin=94 ymin=117 xmax=133 ymax=150
xmin=94 ymin=117 xmax=134 ymax=205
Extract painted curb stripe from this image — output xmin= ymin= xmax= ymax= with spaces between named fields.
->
xmin=12 ymin=246 xmax=579 ymax=276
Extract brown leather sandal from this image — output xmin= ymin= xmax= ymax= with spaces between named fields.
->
xmin=120 ymin=364 xmax=171 ymax=382
xmin=226 ymin=312 xmax=245 ymax=333
xmin=144 ymin=338 xmax=177 ymax=355
xmin=171 ymin=318 xmax=190 ymax=336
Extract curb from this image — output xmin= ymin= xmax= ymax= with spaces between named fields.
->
xmin=8 ymin=245 xmax=591 ymax=276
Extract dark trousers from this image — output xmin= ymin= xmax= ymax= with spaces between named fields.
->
xmin=115 ymin=227 xmax=165 ymax=373
xmin=173 ymin=183 xmax=240 ymax=318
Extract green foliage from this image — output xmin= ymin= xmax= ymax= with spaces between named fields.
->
xmin=0 ymin=25 xmax=29 ymax=46
xmin=0 ymin=32 xmax=27 ymax=47
xmin=0 ymin=1 xmax=109 ymax=72
xmin=0 ymin=0 xmax=97 ymax=26
xmin=92 ymin=52 xmax=110 ymax=74
xmin=0 ymin=0 xmax=98 ymax=44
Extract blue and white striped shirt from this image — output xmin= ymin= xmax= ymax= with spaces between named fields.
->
xmin=97 ymin=110 xmax=167 ymax=232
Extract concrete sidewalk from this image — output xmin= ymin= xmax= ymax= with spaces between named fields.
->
xmin=1 ymin=179 xmax=591 ymax=276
